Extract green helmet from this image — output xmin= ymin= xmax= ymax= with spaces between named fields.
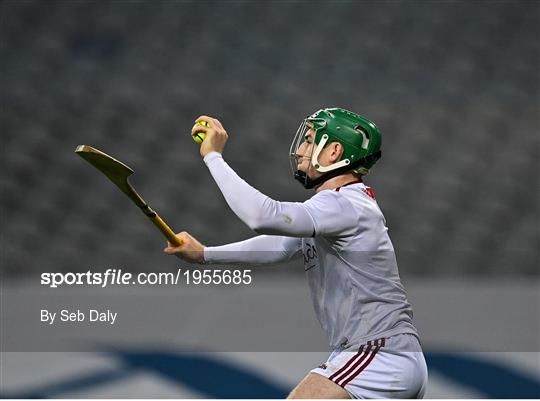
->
xmin=290 ymin=107 xmax=382 ymax=189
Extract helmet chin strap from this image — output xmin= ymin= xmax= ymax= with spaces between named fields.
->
xmin=294 ymin=167 xmax=352 ymax=189
xmin=294 ymin=150 xmax=382 ymax=189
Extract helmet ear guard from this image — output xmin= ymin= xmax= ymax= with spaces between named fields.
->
xmin=290 ymin=108 xmax=382 ymax=189
xmin=310 ymin=134 xmax=351 ymax=172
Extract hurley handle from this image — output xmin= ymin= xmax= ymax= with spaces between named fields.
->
xmin=140 ymin=204 xmax=182 ymax=246
xmin=149 ymin=213 xmax=182 ymax=246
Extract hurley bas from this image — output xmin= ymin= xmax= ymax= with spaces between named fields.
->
xmin=41 ymin=309 xmax=117 ymax=325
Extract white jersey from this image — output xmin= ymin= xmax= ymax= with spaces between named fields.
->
xmin=300 ymin=183 xmax=418 ymax=349
xmin=202 ymin=152 xmax=418 ymax=350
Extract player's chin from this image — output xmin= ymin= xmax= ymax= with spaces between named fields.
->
xmin=297 ymin=163 xmax=309 ymax=173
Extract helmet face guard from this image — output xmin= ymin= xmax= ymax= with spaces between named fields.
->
xmin=289 ymin=119 xmax=315 ymax=188
xmin=289 ymin=108 xmax=382 ymax=189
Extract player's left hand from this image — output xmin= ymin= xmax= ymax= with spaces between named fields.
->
xmin=164 ymin=231 xmax=205 ymax=263
xmin=192 ymin=115 xmax=229 ymax=158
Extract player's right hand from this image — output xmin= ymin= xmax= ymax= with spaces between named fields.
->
xmin=192 ymin=115 xmax=229 ymax=158
xmin=164 ymin=231 xmax=205 ymax=263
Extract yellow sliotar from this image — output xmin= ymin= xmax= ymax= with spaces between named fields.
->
xmin=192 ymin=120 xmax=210 ymax=144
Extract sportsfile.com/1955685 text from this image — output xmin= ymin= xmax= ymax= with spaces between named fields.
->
xmin=40 ymin=268 xmax=252 ymax=288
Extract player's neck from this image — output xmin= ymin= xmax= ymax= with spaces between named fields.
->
xmin=315 ymin=173 xmax=363 ymax=193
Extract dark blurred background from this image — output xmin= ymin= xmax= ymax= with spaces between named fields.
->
xmin=1 ymin=0 xmax=538 ymax=278
xmin=1 ymin=1 xmax=539 ymax=399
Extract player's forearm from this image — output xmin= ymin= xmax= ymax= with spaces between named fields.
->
xmin=203 ymin=152 xmax=315 ymax=236
xmin=203 ymin=151 xmax=276 ymax=231
xmin=204 ymin=235 xmax=301 ymax=265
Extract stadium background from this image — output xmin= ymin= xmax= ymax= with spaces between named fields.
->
xmin=1 ymin=0 xmax=539 ymax=398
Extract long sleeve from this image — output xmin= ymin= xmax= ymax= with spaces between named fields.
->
xmin=204 ymin=152 xmax=316 ymax=236
xmin=204 ymin=235 xmax=302 ymax=265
